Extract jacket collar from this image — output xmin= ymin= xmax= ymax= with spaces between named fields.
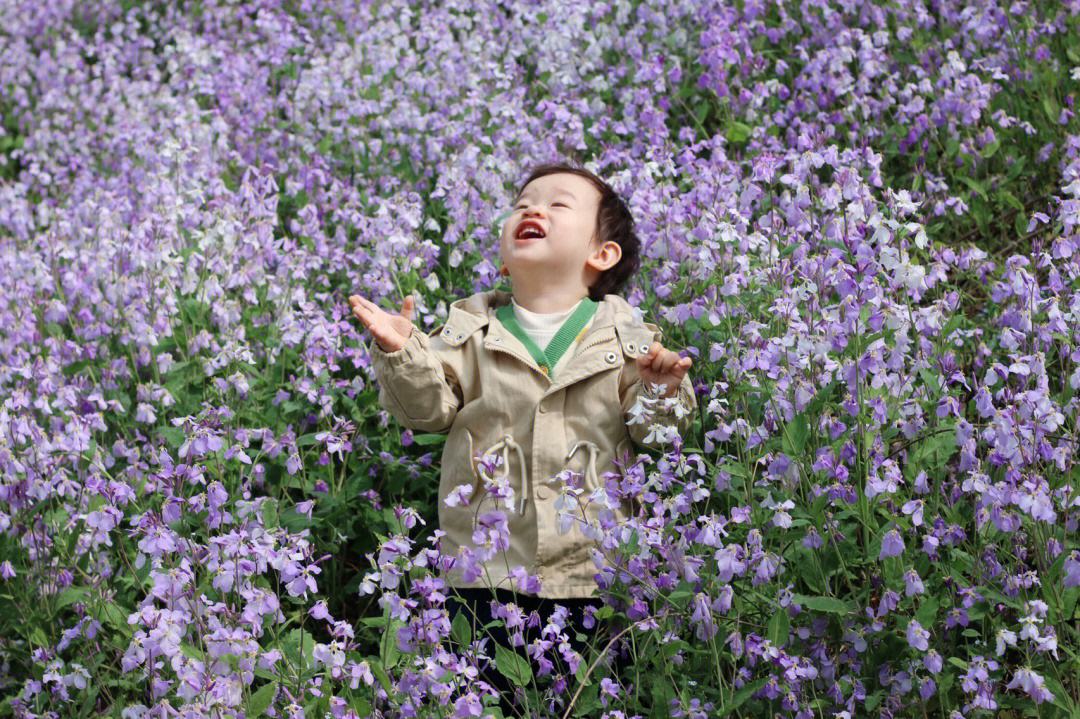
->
xmin=440 ymin=289 xmax=644 ymax=341
xmin=435 ymin=289 xmax=659 ymax=388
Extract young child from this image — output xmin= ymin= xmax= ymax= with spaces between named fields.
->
xmin=350 ymin=162 xmax=697 ymax=712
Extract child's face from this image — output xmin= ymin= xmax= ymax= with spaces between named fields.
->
xmin=499 ymin=173 xmax=612 ymax=288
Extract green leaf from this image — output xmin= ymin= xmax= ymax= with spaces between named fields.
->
xmin=718 ymin=677 xmax=767 ymax=714
xmin=908 ymin=426 xmax=957 ymax=472
xmin=783 ymin=414 xmax=809 ymax=455
xmin=181 ymin=643 xmax=205 ymax=661
xmin=158 ymin=426 xmax=185 ymax=449
xmin=956 ymin=175 xmax=987 ymax=201
xmin=1014 ymin=211 xmax=1028 ymax=238
xmin=767 ymin=609 xmax=789 ymax=646
xmin=451 ymin=612 xmax=472 ymax=647
xmin=380 ymin=619 xmax=403 ymax=670
xmin=725 ymin=121 xmax=753 ymax=144
xmin=915 ymin=596 xmax=939 ymax=627
xmin=30 ymin=626 xmax=49 ymax=647
xmin=261 ymin=499 xmax=279 ymax=529
xmin=76 ymin=686 xmax=99 ymax=719
xmin=947 ymin=657 xmax=968 ymax=670
xmin=55 ymin=586 xmax=89 ymax=610
xmin=1041 ymin=672 xmax=1076 ymax=714
xmin=667 ymin=588 xmax=694 ymax=609
xmin=792 ymin=594 xmax=853 ymax=614
xmin=979 ymin=139 xmax=1000 ymax=159
xmin=718 ymin=462 xmax=749 ymax=478
xmin=95 ymin=601 xmax=134 ymax=638
xmin=995 ymin=188 xmax=1022 ymax=210
xmin=494 ymin=643 xmax=533 ymax=687
xmin=411 ymin=433 xmax=447 ymax=446
xmin=1043 ymin=95 xmax=1059 ymax=123
xmin=247 ymin=682 xmax=277 ymax=717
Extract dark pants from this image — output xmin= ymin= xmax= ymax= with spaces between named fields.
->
xmin=446 ymin=587 xmax=623 ymax=716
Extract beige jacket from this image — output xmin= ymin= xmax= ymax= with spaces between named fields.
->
xmin=367 ymin=289 xmax=697 ymax=598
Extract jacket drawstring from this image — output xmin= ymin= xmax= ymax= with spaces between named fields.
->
xmin=565 ymin=439 xmax=600 ymax=494
xmin=465 ymin=432 xmax=601 ymax=513
xmin=467 ymin=431 xmax=531 ymax=515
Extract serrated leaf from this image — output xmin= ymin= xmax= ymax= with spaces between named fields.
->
xmin=495 ymin=643 xmax=532 ymax=687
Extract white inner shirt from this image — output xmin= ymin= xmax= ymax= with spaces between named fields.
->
xmin=511 ymin=296 xmax=595 ymax=377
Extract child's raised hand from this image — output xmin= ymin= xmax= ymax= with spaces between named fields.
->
xmin=349 ymin=293 xmax=417 ymax=353
xmin=637 ymin=341 xmax=692 ymax=398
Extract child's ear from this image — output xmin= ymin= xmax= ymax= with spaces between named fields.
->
xmin=586 ymin=244 xmax=621 ymax=273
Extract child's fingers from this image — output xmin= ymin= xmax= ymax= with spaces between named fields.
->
xmin=652 ymin=347 xmax=678 ymax=371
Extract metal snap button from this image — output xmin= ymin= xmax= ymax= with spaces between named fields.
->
xmin=536 ymin=486 xmax=550 ymax=501
xmin=494 ymin=337 xmax=501 ymax=342
xmin=605 ymin=351 xmax=617 ymax=363
xmin=625 ymin=342 xmax=636 ymax=354
xmin=456 ymin=333 xmax=463 ymax=341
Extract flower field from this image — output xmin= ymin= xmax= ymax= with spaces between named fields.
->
xmin=1 ymin=1 xmax=1078 ymax=717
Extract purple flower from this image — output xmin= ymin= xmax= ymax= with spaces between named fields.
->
xmin=904 ymin=569 xmax=925 ymax=596
xmin=309 ymin=600 xmax=331 ymax=621
xmin=901 ymin=499 xmax=925 ymax=527
xmin=443 ymin=483 xmax=474 ymax=508
xmin=1064 ymin=551 xmax=1080 ymax=588
xmin=1006 ymin=668 xmax=1055 ymax=705
xmin=0 ymin=561 xmax=14 ymax=580
xmin=906 ymin=619 xmax=930 ymax=651
xmin=453 ymin=691 xmax=483 ymax=717
xmin=924 ymin=650 xmax=943 ymax=674
xmin=879 ymin=529 xmax=905 ymax=559
xmin=599 ymin=677 xmax=620 ymax=707
xmin=690 ymin=592 xmax=718 ymax=641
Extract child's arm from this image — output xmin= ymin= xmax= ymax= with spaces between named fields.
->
xmin=367 ymin=328 xmax=464 ymax=433
xmin=619 ymin=324 xmax=697 ymax=451
xmin=351 ymin=293 xmax=464 ymax=433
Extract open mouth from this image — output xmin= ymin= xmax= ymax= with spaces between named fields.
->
xmin=514 ymin=220 xmax=546 ymax=242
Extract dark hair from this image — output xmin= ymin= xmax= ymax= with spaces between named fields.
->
xmin=512 ymin=161 xmax=642 ymax=302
